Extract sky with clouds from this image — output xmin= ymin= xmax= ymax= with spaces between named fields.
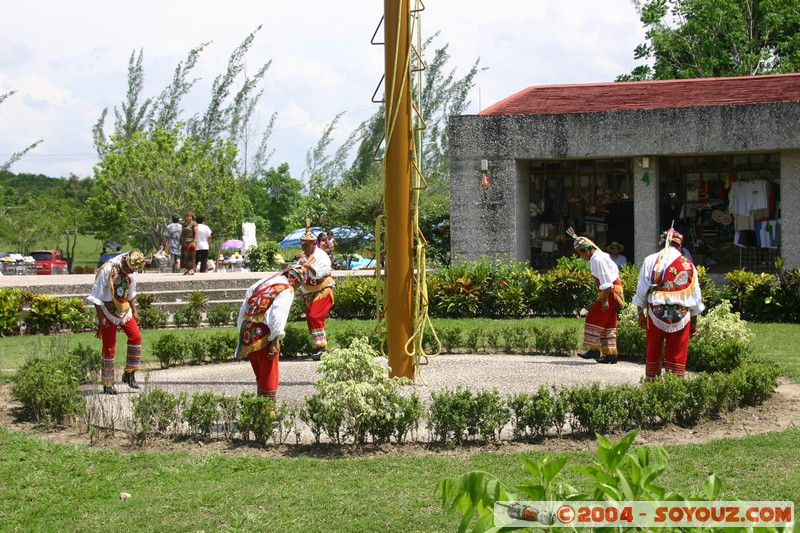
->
xmin=0 ymin=1 xmax=646 ymax=180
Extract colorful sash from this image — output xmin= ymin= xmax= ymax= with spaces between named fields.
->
xmin=647 ymin=255 xmax=696 ymax=332
xmin=239 ymin=282 xmax=290 ymax=357
xmin=100 ymin=263 xmax=131 ymax=319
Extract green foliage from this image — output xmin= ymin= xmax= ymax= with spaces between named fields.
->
xmin=173 ymin=305 xmax=202 ymax=328
xmin=428 ymin=386 xmax=510 ymax=443
xmin=507 ymin=385 xmax=561 ymax=440
xmin=244 ymin=163 xmax=304 ymax=241
xmin=206 ymin=304 xmax=236 ymax=327
xmin=0 ymin=288 xmax=25 ymax=336
xmin=206 ymin=331 xmax=237 ymax=364
xmin=331 ymin=323 xmax=381 ymax=353
xmin=302 ymin=337 xmax=416 ymax=444
xmin=11 ymin=339 xmax=85 ymax=426
xmin=69 ymin=342 xmax=101 ymax=385
xmin=773 ymin=267 xmax=800 ymax=322
xmin=617 ymin=304 xmax=647 ymax=362
xmin=22 ymin=294 xmax=93 ymax=335
xmin=236 ymin=393 xmax=276 ymax=444
xmin=152 ymin=332 xmax=189 ymax=368
xmin=183 ymin=391 xmax=221 ymax=438
xmin=246 ymin=241 xmax=281 ymax=272
xmin=137 ymin=308 xmax=168 ymax=330
xmin=689 ymin=300 xmax=753 ymax=372
xmin=621 ymin=0 xmax=800 ymax=81
xmin=278 ymin=322 xmax=311 ymax=358
xmin=329 ymin=275 xmax=376 ymax=319
xmin=187 ymin=290 xmax=209 ymax=310
xmin=131 ymin=388 xmax=184 ymax=438
xmin=136 ymin=293 xmax=154 ymax=310
xmin=533 ymin=263 xmax=595 ymax=317
xmin=721 ymin=270 xmax=777 ymax=321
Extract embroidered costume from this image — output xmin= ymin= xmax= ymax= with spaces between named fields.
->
xmin=235 ymin=273 xmax=297 ymax=399
xmin=87 ymin=251 xmax=145 ymax=392
xmin=633 ymin=231 xmax=705 ymax=379
xmin=296 ymin=223 xmax=335 ymax=360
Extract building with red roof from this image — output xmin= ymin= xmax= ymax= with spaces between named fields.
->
xmin=449 ymin=74 xmax=800 ymax=271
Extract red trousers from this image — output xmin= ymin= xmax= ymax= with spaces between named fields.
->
xmin=644 ymin=316 xmax=691 ymax=379
xmin=583 ymin=296 xmax=621 ymax=355
xmin=305 ymin=292 xmax=333 ymax=351
xmin=98 ymin=318 xmax=142 ymax=386
xmin=248 ymin=345 xmax=280 ymax=399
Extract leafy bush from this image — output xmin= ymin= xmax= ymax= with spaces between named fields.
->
xmin=131 ymin=388 xmax=184 ymax=437
xmin=773 ymin=267 xmax=800 ymax=322
xmin=332 ymin=323 xmax=381 ymax=352
xmin=438 ymin=326 xmax=463 ymax=353
xmin=137 ymin=308 xmax=168 ymax=329
xmin=70 ymin=342 xmax=101 ymax=384
xmin=206 ymin=304 xmax=236 ymax=327
xmin=207 ymin=331 xmax=237 ymax=363
xmin=507 ymin=386 xmax=557 ymax=440
xmin=428 ymin=386 xmax=509 ymax=443
xmin=152 ymin=331 xmax=190 ymax=368
xmin=0 ymin=288 xmax=25 ymax=336
xmin=689 ymin=300 xmax=753 ymax=372
xmin=183 ymin=391 xmax=221 ymax=438
xmin=136 ymin=293 xmax=155 ymax=310
xmin=616 ymin=304 xmax=646 ymax=362
xmin=61 ymin=298 xmax=95 ymax=333
xmin=721 ymin=270 xmax=776 ymax=321
xmin=11 ymin=340 xmax=85 ymax=426
xmin=246 ymin=241 xmax=281 ymax=272
xmin=173 ymin=305 xmax=202 ymax=328
xmin=23 ymin=294 xmax=72 ymax=334
xmin=279 ymin=322 xmax=311 ymax=358
xmin=330 ymin=275 xmax=376 ymax=319
xmin=237 ymin=393 xmax=276 ymax=444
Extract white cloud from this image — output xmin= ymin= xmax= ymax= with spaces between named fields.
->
xmin=0 ymin=0 xmax=646 ymax=178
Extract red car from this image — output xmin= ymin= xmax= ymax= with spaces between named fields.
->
xmin=31 ymin=250 xmax=68 ymax=275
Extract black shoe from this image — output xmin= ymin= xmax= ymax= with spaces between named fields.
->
xmin=311 ymin=350 xmax=324 ymax=362
xmin=597 ymin=355 xmax=618 ymax=364
xmin=122 ymin=371 xmax=140 ymax=389
xmin=103 ymin=386 xmax=118 ymax=395
xmin=578 ymin=349 xmax=600 ymax=360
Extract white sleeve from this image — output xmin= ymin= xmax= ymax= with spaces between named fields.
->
xmin=632 ymin=256 xmax=654 ymax=309
xmin=266 ymin=288 xmax=294 ymax=341
xmin=592 ymin=253 xmax=618 ymax=290
xmin=87 ymin=267 xmax=110 ymax=306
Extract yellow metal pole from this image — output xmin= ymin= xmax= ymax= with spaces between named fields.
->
xmin=384 ymin=0 xmax=415 ymax=380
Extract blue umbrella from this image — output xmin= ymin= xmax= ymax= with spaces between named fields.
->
xmin=330 ymin=226 xmax=374 ymax=243
xmin=279 ymin=227 xmax=322 ymax=248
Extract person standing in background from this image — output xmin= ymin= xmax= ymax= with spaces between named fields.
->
xmin=607 ymin=241 xmax=627 ymax=268
xmin=195 ymin=215 xmax=212 ymax=273
xmin=181 ymin=211 xmax=198 ymax=276
xmin=160 ymin=215 xmax=183 ymax=273
xmin=634 ymin=229 xmax=704 ymax=380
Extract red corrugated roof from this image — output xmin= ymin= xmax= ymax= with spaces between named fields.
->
xmin=479 ymin=74 xmax=800 ymax=115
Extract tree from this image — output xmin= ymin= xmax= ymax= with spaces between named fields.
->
xmin=93 ymin=28 xmax=276 ymax=181
xmin=620 ymin=0 xmax=800 ymax=81
xmin=1 ymin=91 xmax=43 ymax=172
xmin=244 ymin=163 xmax=304 ymax=241
xmin=89 ymin=126 xmax=246 ymax=250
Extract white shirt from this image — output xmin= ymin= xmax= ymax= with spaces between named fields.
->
xmin=305 ymin=246 xmax=333 ymax=282
xmin=236 ymin=275 xmax=295 ymax=342
xmin=87 ymin=256 xmax=138 ymax=325
xmin=196 ymin=223 xmax=212 ymax=251
xmin=610 ymin=254 xmax=627 ymax=268
xmin=588 ymin=249 xmax=619 ymax=290
xmin=633 ymin=247 xmax=704 ymax=316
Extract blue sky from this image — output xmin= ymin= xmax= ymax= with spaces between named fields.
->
xmin=0 ymin=1 xmax=645 ymax=180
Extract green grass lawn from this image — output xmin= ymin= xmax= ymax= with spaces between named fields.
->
xmin=1 ymin=318 xmax=798 ymax=531
xmin=0 ymin=426 xmax=797 ymax=532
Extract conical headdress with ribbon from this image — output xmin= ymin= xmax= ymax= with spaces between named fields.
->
xmin=566 ymin=227 xmax=597 ymax=251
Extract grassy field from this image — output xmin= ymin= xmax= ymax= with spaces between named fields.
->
xmin=0 ymin=233 xmax=108 ymax=268
xmin=0 ymin=318 xmax=798 ymax=530
xmin=0 ymin=426 xmax=797 ymax=531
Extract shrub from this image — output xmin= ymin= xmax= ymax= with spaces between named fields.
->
xmin=463 ymin=326 xmax=484 ymax=353
xmin=246 ymin=241 xmax=281 ymax=272
xmin=131 ymin=388 xmax=183 ymax=437
xmin=186 ymin=335 xmax=207 ymax=365
xmin=616 ymin=304 xmax=646 ymax=362
xmin=137 ymin=308 xmax=168 ymax=330
xmin=438 ymin=326 xmax=462 ymax=353
xmin=279 ymin=322 xmax=311 ymax=358
xmin=689 ymin=300 xmax=752 ymax=372
xmin=721 ymin=270 xmax=776 ymax=321
xmin=237 ymin=393 xmax=276 ymax=444
xmin=733 ymin=361 xmax=779 ymax=407
xmin=207 ymin=331 xmax=237 ymax=363
xmin=0 ymin=288 xmax=25 ymax=336
xmin=23 ymin=294 xmax=67 ymax=334
xmin=184 ymin=391 xmax=221 ymax=438
xmin=332 ymin=323 xmax=381 ymax=352
xmin=330 ymin=275 xmax=376 ymax=319
xmin=773 ymin=267 xmax=800 ymax=322
xmin=11 ymin=340 xmax=85 ymax=426
xmin=507 ymin=386 xmax=556 ymax=440
xmin=173 ymin=305 xmax=202 ymax=328
xmin=152 ymin=332 xmax=190 ymax=368
xmin=206 ymin=304 xmax=236 ymax=327
xmin=428 ymin=386 xmax=509 ymax=443
xmin=70 ymin=342 xmax=101 ymax=384
xmin=61 ymin=298 xmax=95 ymax=333
xmin=136 ymin=293 xmax=155 ymax=310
